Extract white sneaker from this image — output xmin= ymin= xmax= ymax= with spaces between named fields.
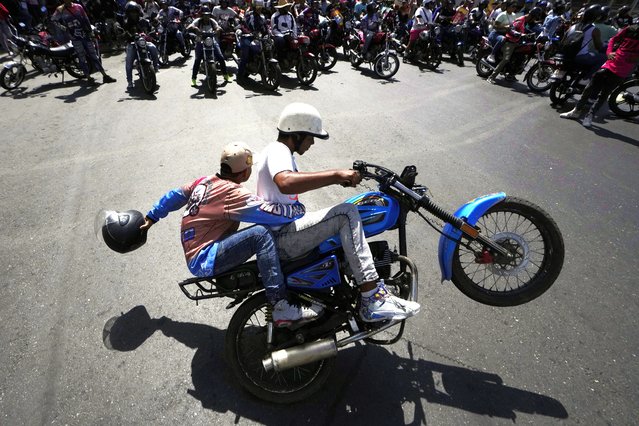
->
xmin=272 ymin=299 xmax=322 ymax=328
xmin=360 ymin=281 xmax=420 ymax=323
xmin=559 ymin=108 xmax=581 ymax=119
xmin=582 ymin=113 xmax=593 ymax=128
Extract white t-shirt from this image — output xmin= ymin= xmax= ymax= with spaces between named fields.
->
xmin=256 ymin=142 xmax=301 ymax=205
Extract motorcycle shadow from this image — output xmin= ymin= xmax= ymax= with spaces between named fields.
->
xmin=117 ymin=84 xmax=160 ymax=101
xmin=507 ymin=81 xmax=548 ymax=98
xmin=279 ymin=75 xmax=319 ymax=92
xmin=103 ymin=306 xmax=568 ymax=424
xmin=1 ymin=78 xmax=97 ymax=101
xmin=356 ymin=67 xmax=400 ymax=84
xmin=190 ymin=82 xmax=227 ymax=100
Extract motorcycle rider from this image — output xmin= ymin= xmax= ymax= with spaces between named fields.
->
xmin=560 ymin=22 xmax=639 ymax=128
xmin=360 ymin=2 xmax=380 ymax=61
xmin=123 ymin=1 xmax=160 ymax=91
xmin=405 ymin=0 xmax=434 ymax=57
xmin=157 ymin=0 xmax=187 ymax=54
xmin=487 ymin=5 xmax=542 ymax=84
xmin=212 ymin=0 xmax=237 ymax=31
xmin=237 ymin=0 xmax=268 ymax=82
xmin=486 ymin=0 xmax=517 ymax=64
xmin=595 ymin=6 xmax=618 ymax=50
xmin=569 ymin=4 xmax=605 ymax=80
xmin=187 ymin=6 xmax=232 ymax=86
xmin=271 ymin=0 xmax=298 ymax=62
xmin=52 ymin=0 xmax=117 ymax=84
xmin=256 ymin=103 xmax=421 ymax=323
xmin=542 ymin=0 xmax=565 ymax=39
xmin=140 ymin=142 xmax=322 ymax=327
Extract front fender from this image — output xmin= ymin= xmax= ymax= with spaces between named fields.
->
xmin=3 ymin=61 xmax=24 ymax=71
xmin=437 ymin=192 xmax=506 ymax=282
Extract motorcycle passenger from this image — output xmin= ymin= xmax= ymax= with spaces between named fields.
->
xmin=405 ymin=0 xmax=433 ymax=56
xmin=560 ymin=23 xmax=639 ymax=128
xmin=298 ymin=1 xmax=320 ymax=34
xmin=486 ymin=0 xmax=517 ymax=64
xmin=569 ymin=4 xmax=606 ymax=80
xmin=360 ymin=2 xmax=380 ymax=61
xmin=52 ymin=0 xmax=117 ymax=84
xmin=271 ymin=0 xmax=298 ymax=61
xmin=237 ymin=0 xmax=268 ymax=82
xmin=141 ymin=142 xmax=322 ymax=327
xmin=123 ymin=1 xmax=160 ymax=90
xmin=212 ymin=0 xmax=237 ymax=32
xmin=157 ymin=0 xmax=186 ymax=54
xmin=187 ymin=7 xmax=232 ymax=86
xmin=542 ymin=0 xmax=565 ymax=39
xmin=487 ymin=5 xmax=542 ymax=84
xmin=256 ymin=103 xmax=421 ymax=323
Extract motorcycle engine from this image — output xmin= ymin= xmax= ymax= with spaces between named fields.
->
xmin=34 ymin=55 xmax=56 ymax=73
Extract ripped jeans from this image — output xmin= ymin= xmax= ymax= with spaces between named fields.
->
xmin=273 ymin=203 xmax=379 ymax=285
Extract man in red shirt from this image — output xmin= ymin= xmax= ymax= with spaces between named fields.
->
xmin=560 ymin=23 xmax=639 ymax=128
xmin=487 ymin=6 xmax=542 ymax=84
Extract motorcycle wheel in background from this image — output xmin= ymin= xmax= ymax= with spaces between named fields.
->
xmin=608 ymin=79 xmax=639 ymax=118
xmin=224 ymin=292 xmax=335 ymax=403
xmin=451 ymin=197 xmax=564 ymax=307
xmin=296 ymin=56 xmax=318 ymax=85
xmin=525 ymin=62 xmax=553 ymax=93
xmin=475 ymin=54 xmax=493 ymax=78
xmin=261 ymin=61 xmax=281 ymax=91
xmin=549 ymin=80 xmax=570 ymax=105
xmin=317 ymin=46 xmax=338 ymax=71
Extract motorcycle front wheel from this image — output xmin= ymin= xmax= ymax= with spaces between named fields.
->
xmin=205 ymin=64 xmax=217 ymax=94
xmin=549 ymin=81 xmax=570 ymax=105
xmin=141 ymin=64 xmax=156 ymax=94
xmin=608 ymin=79 xmax=639 ymax=118
xmin=456 ymin=44 xmax=464 ymax=67
xmin=525 ymin=62 xmax=553 ymax=93
xmin=296 ymin=56 xmax=318 ymax=86
xmin=317 ymin=46 xmax=338 ymax=71
xmin=475 ymin=53 xmax=493 ymax=78
xmin=451 ymin=197 xmax=564 ymax=307
xmin=425 ymin=45 xmax=442 ymax=70
xmin=225 ymin=292 xmax=335 ymax=403
xmin=261 ymin=61 xmax=281 ymax=91
xmin=374 ymin=53 xmax=399 ymax=79
xmin=0 ymin=65 xmax=26 ymax=90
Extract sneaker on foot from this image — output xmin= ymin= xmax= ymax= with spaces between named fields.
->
xmin=224 ymin=73 xmax=232 ymax=82
xmin=272 ymin=299 xmax=322 ymax=328
xmin=582 ymin=113 xmax=593 ymax=128
xmin=559 ymin=108 xmax=581 ymax=119
xmin=191 ymin=78 xmax=197 ymax=87
xmin=127 ymin=81 xmax=134 ymax=90
xmin=103 ymin=75 xmax=116 ymax=83
xmin=360 ymin=281 xmax=420 ymax=323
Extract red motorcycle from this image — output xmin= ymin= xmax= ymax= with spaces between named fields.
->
xmin=274 ymin=32 xmax=318 ymax=86
xmin=345 ymin=27 xmax=400 ymax=79
xmin=306 ymin=24 xmax=338 ymax=71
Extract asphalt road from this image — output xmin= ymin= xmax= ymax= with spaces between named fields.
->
xmin=1 ymin=48 xmax=638 ymax=425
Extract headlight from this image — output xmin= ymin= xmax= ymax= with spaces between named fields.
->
xmin=419 ymin=30 xmax=429 ymax=41
xmin=204 ymin=37 xmax=214 ymax=47
xmin=136 ymin=38 xmax=147 ymax=48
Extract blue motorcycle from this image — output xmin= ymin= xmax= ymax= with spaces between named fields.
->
xmin=177 ymin=160 xmax=565 ymax=403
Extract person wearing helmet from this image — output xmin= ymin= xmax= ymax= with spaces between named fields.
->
xmin=157 ymin=0 xmax=187 ymax=54
xmin=237 ymin=0 xmax=268 ymax=81
xmin=187 ymin=7 xmax=233 ymax=85
xmin=614 ymin=5 xmax=633 ymax=30
xmin=140 ymin=142 xmax=322 ymax=328
xmin=487 ymin=5 xmax=543 ymax=83
xmin=561 ymin=21 xmax=639 ymax=127
xmin=123 ymin=1 xmax=160 ymax=90
xmin=52 ymin=0 xmax=117 ymax=84
xmin=405 ymin=0 xmax=433 ymax=57
xmin=212 ymin=0 xmax=238 ymax=31
xmin=595 ymin=6 xmax=617 ymax=50
xmin=360 ymin=2 xmax=380 ymax=60
xmin=255 ymin=103 xmax=421 ymax=323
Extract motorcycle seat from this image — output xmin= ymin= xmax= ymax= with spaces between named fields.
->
xmin=48 ymin=42 xmax=75 ymax=57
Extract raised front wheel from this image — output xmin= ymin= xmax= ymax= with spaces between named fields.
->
xmin=451 ymin=197 xmax=564 ymax=306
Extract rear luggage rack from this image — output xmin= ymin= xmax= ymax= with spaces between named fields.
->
xmin=178 ymin=267 xmax=260 ymax=307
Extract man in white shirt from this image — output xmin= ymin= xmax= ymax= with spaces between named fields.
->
xmin=256 ymin=103 xmax=421 ymax=323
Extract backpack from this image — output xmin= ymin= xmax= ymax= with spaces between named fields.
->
xmin=558 ymin=23 xmax=593 ymax=60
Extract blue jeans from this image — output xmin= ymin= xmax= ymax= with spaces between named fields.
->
xmin=72 ymin=39 xmax=104 ymax=76
xmin=202 ymin=225 xmax=285 ymax=305
xmin=125 ymin=43 xmax=159 ymax=83
xmin=488 ymin=30 xmax=505 ymax=57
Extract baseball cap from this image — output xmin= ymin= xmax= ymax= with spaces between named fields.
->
xmin=220 ymin=142 xmax=255 ymax=173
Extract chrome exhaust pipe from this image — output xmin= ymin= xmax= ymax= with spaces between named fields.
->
xmin=262 ymin=338 xmax=338 ymax=373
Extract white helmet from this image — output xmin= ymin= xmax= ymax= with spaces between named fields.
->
xmin=277 ymin=103 xmax=329 ymax=139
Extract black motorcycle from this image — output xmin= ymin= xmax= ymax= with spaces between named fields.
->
xmin=437 ymin=23 xmax=465 ymax=66
xmin=0 ymin=27 xmax=85 ymax=90
xmin=274 ymin=32 xmax=318 ymax=86
xmin=241 ymin=33 xmax=282 ymax=91
xmin=548 ymin=53 xmax=591 ymax=105
xmin=196 ymin=31 xmax=219 ymax=94
xmin=155 ymin=19 xmax=191 ymax=66
xmin=403 ymin=25 xmax=442 ymax=70
xmin=129 ymin=33 xmax=157 ymax=95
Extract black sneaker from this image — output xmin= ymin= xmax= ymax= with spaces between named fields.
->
xmin=103 ymin=75 xmax=117 ymax=84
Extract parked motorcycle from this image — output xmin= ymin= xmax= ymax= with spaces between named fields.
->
xmin=129 ymin=33 xmax=157 ymax=95
xmin=155 ymin=19 xmax=191 ymax=66
xmin=403 ymin=25 xmax=442 ymax=70
xmin=163 ymin=161 xmax=564 ymax=403
xmin=1 ymin=28 xmax=85 ymax=90
xmin=346 ymin=27 xmax=400 ymax=79
xmin=307 ymin=23 xmax=338 ymax=71
xmin=274 ymin=32 xmax=318 ymax=86
xmin=242 ymin=33 xmax=282 ymax=91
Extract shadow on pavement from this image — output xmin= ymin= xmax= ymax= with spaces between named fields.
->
xmin=103 ymin=305 xmax=569 ymax=425
xmin=1 ymin=78 xmax=96 ymax=100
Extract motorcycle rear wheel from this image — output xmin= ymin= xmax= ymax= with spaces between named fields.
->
xmin=141 ymin=64 xmax=156 ymax=94
xmin=317 ymin=46 xmax=338 ymax=71
xmin=374 ymin=53 xmax=399 ymax=79
xmin=261 ymin=61 xmax=281 ymax=91
xmin=451 ymin=197 xmax=564 ymax=307
xmin=549 ymin=81 xmax=570 ymax=105
xmin=525 ymin=62 xmax=553 ymax=93
xmin=475 ymin=54 xmax=493 ymax=78
xmin=296 ymin=56 xmax=318 ymax=86
xmin=66 ymin=57 xmax=86 ymax=79
xmin=0 ymin=65 xmax=26 ymax=90
xmin=608 ymin=79 xmax=639 ymax=118
xmin=225 ymin=292 xmax=335 ymax=403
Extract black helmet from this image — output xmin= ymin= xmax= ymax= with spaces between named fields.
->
xmin=528 ymin=6 xmax=543 ymax=21
xmin=125 ymin=1 xmax=143 ymax=15
xmin=582 ymin=4 xmax=601 ymax=23
xmin=100 ymin=210 xmax=147 ymax=254
xmin=618 ymin=5 xmax=631 ymax=17
xmin=598 ymin=5 xmax=610 ymax=21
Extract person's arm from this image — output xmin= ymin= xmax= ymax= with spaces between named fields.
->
xmin=591 ymin=27 xmax=602 ymax=52
xmin=224 ymin=187 xmax=306 ymax=224
xmin=273 ymin=169 xmax=361 ymax=194
xmin=141 ymin=187 xmax=190 ymax=230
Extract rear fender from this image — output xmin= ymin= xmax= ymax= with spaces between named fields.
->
xmin=437 ymin=192 xmax=506 ymax=282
